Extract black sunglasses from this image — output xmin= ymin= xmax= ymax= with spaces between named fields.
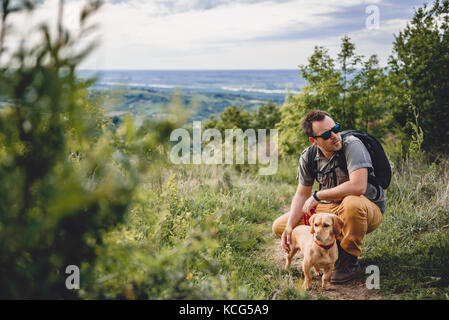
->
xmin=313 ymin=123 xmax=341 ymax=140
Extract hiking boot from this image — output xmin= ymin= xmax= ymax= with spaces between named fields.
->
xmin=331 ymin=241 xmax=359 ymax=284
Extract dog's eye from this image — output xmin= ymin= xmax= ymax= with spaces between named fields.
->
xmin=323 ymin=223 xmax=329 ymax=228
xmin=314 ymin=223 xmax=319 ymax=227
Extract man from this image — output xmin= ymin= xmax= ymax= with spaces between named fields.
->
xmin=272 ymin=110 xmax=385 ymax=284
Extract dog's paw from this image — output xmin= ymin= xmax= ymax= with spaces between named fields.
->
xmin=312 ymin=272 xmax=323 ymax=279
xmin=311 ymin=267 xmax=323 ymax=278
xmin=303 ymin=282 xmax=313 ymax=291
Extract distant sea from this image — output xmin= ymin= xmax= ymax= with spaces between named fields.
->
xmin=77 ymin=69 xmax=304 ymax=102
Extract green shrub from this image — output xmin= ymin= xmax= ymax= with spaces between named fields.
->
xmin=0 ymin=1 xmax=171 ymax=299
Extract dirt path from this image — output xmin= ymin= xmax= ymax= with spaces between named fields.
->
xmin=268 ymin=237 xmax=385 ymax=300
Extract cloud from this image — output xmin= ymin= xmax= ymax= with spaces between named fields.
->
xmin=96 ymin=1 xmax=360 ymax=54
xmin=3 ymin=0 xmax=427 ymax=69
xmin=105 ymin=0 xmax=297 ymax=16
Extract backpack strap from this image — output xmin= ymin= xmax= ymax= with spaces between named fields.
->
xmin=307 ymin=144 xmax=346 ymax=191
xmin=307 ymin=145 xmax=320 ymax=190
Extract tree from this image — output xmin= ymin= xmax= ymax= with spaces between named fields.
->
xmin=277 ymin=46 xmax=342 ymax=155
xmin=204 ymin=105 xmax=251 ymax=135
xmin=337 ymin=35 xmax=363 ymax=129
xmin=277 ymin=37 xmax=393 ymax=156
xmin=299 ymin=46 xmax=343 ymax=114
xmin=251 ymin=99 xmax=281 ymax=130
xmin=352 ymin=54 xmax=389 ymax=137
xmin=388 ymin=0 xmax=449 ymax=155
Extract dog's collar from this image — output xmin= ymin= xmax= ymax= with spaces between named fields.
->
xmin=313 ymin=239 xmax=335 ymax=250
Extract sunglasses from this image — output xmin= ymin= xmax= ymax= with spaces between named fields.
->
xmin=312 ymin=123 xmax=341 ymax=140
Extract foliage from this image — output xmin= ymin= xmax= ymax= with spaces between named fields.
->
xmin=252 ymin=99 xmax=281 ymax=130
xmin=81 ymin=165 xmax=293 ymax=299
xmin=204 ymin=105 xmax=251 ymax=133
xmin=0 ymin=0 xmax=172 ymax=299
xmin=352 ymin=54 xmax=390 ymax=138
xmin=408 ymin=105 xmax=425 ymax=162
xmin=337 ymin=35 xmax=363 ymax=129
xmin=276 ymin=39 xmax=389 ymax=156
xmin=204 ymin=100 xmax=281 ymax=133
xmin=388 ymin=0 xmax=449 ymax=155
xmin=361 ymin=158 xmax=449 ymax=299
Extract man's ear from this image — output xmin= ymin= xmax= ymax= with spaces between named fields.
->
xmin=309 ymin=215 xmax=316 ymax=234
xmin=308 ymin=136 xmax=317 ymax=146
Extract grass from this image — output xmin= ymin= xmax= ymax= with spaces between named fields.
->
xmin=81 ymin=156 xmax=449 ymax=300
xmin=361 ymin=158 xmax=449 ymax=299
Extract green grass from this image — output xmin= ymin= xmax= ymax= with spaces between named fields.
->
xmin=80 ymin=156 xmax=449 ymax=300
xmin=361 ymin=158 xmax=449 ymax=299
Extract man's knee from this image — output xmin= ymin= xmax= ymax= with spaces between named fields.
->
xmin=272 ymin=213 xmax=288 ymax=238
xmin=340 ymin=195 xmax=366 ymax=218
xmin=272 ymin=219 xmax=283 ymax=238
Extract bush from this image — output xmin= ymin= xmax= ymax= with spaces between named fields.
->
xmin=0 ymin=1 xmax=170 ymax=299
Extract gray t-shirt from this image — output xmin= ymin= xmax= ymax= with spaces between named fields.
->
xmin=296 ymin=135 xmax=386 ymax=213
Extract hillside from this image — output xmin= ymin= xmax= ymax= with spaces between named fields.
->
xmin=90 ymin=84 xmax=288 ymax=122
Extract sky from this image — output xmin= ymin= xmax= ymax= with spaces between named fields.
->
xmin=7 ymin=0 xmax=430 ymax=70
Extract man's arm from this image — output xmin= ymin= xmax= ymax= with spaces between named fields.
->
xmin=316 ymin=167 xmax=368 ymax=201
xmin=281 ymin=183 xmax=312 ymax=253
xmin=314 ymin=136 xmax=371 ymax=203
xmin=301 ymin=167 xmax=368 ymax=214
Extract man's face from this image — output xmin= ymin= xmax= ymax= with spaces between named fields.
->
xmin=309 ymin=116 xmax=342 ymax=154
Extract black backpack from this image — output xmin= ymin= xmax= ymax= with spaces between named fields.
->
xmin=307 ymin=130 xmax=391 ymax=200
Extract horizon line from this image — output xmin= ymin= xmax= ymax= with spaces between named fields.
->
xmin=77 ymin=68 xmax=301 ymax=72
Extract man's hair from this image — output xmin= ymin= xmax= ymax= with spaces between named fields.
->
xmin=302 ymin=110 xmax=331 ymax=137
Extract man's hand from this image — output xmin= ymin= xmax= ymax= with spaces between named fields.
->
xmin=281 ymin=227 xmax=292 ymax=253
xmin=302 ymin=195 xmax=318 ymax=215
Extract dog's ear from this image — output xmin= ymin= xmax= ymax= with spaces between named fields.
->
xmin=309 ymin=214 xmax=316 ymax=234
xmin=332 ymin=215 xmax=344 ymax=236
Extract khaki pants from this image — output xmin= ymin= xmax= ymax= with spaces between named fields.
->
xmin=272 ymin=195 xmax=383 ymax=257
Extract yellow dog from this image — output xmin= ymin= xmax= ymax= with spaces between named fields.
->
xmin=285 ymin=212 xmax=344 ymax=290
